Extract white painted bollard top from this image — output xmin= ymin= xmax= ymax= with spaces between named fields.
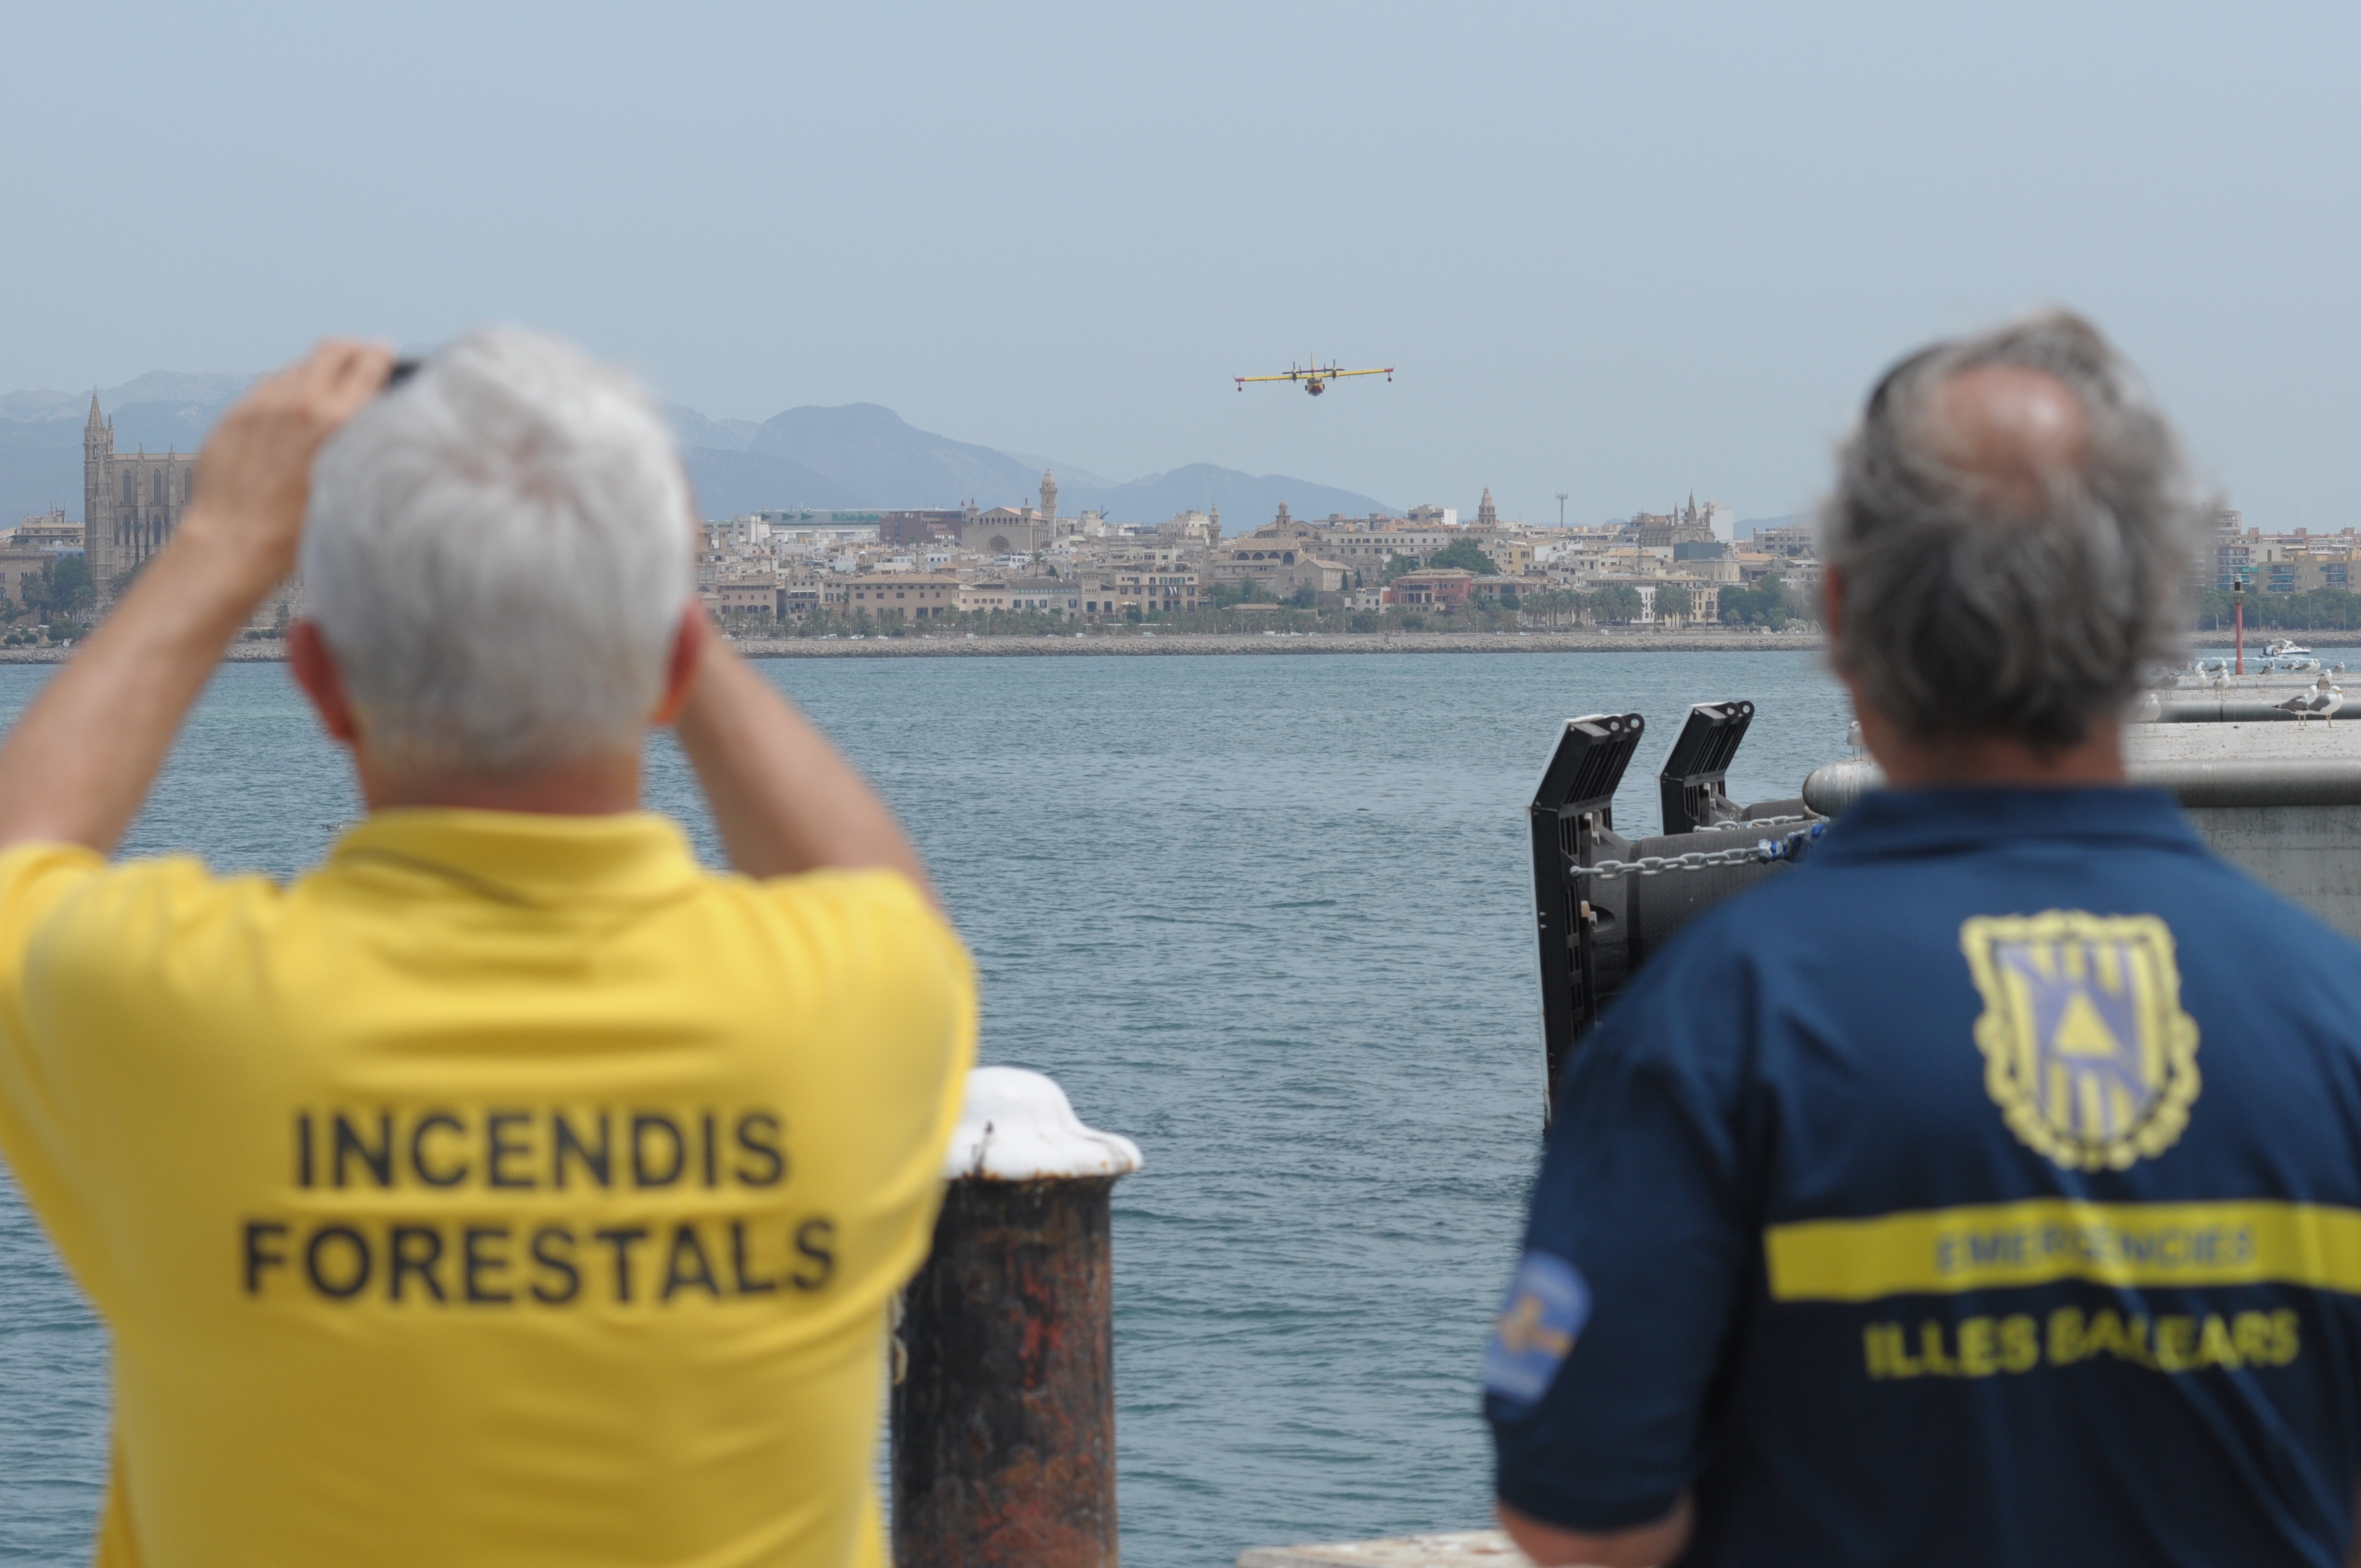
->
xmin=944 ymin=1066 xmax=1144 ymax=1181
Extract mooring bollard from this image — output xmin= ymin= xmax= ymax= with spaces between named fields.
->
xmin=892 ymin=1066 xmax=1144 ymax=1568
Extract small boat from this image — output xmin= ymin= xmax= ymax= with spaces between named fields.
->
xmin=2267 ymin=639 xmax=2315 ymax=658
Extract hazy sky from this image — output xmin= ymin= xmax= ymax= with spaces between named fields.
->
xmin=7 ymin=3 xmax=2358 ymax=526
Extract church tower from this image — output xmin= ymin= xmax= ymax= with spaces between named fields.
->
xmin=83 ymin=395 xmax=112 ymax=577
xmin=1040 ymin=469 xmax=1058 ymax=522
xmin=1477 ymin=487 xmax=1498 ymax=527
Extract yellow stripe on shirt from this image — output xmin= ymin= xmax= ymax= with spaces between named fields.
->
xmin=1765 ymin=1199 xmax=2361 ymax=1302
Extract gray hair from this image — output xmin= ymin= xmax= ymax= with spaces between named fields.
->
xmin=1821 ymin=311 xmax=2213 ymax=750
xmin=302 ymin=327 xmax=693 ymax=775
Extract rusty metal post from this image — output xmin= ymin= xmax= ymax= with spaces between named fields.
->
xmin=893 ymin=1068 xmax=1142 ymax=1568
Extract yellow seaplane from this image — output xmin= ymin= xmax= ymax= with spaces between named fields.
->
xmin=1235 ymin=357 xmax=1395 ymax=396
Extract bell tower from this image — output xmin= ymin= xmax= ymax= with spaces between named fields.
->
xmin=1040 ymin=468 xmax=1058 ymax=522
xmin=83 ymin=394 xmax=113 ymax=581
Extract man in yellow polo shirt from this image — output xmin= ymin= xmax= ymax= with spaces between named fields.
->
xmin=0 ymin=331 xmax=975 ymax=1566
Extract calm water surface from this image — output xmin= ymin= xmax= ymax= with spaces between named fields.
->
xmin=0 ymin=649 xmax=1847 ymax=1566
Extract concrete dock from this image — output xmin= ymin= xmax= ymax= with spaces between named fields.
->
xmin=1236 ymin=1532 xmax=1533 ymax=1567
xmin=2125 ymin=707 xmax=2361 ymax=938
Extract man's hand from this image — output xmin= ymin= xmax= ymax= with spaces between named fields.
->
xmin=178 ymin=340 xmax=394 ymax=588
xmin=0 ymin=339 xmax=389 ymax=855
xmin=1498 ymin=1496 xmax=1692 ymax=1568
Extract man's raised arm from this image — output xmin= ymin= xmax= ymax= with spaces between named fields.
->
xmin=0 ymin=342 xmax=390 ymax=856
xmin=669 ymin=621 xmax=939 ymax=907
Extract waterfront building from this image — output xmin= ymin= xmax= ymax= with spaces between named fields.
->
xmin=1114 ymin=565 xmax=1203 ymax=614
xmin=847 ymin=575 xmax=961 ymax=621
xmin=959 ymin=578 xmax=1079 ymax=618
xmin=781 ymin=576 xmax=845 ymax=618
xmin=83 ymin=395 xmax=195 ymax=591
xmin=2202 ymin=521 xmax=2361 ymax=595
xmin=1471 ymin=574 xmax=1543 ymax=605
xmin=1385 ymin=568 xmax=1477 ymax=608
xmin=715 ymin=576 xmax=789 ymax=618
xmin=1644 ymin=575 xmax=1723 ymax=622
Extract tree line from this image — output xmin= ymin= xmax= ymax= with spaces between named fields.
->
xmin=2193 ymin=588 xmax=2361 ymax=631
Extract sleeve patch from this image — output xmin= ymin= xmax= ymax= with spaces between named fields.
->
xmin=1484 ymin=1251 xmax=1591 ymax=1409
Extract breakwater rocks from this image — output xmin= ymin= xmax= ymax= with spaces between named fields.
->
xmin=724 ymin=630 xmax=1832 ymax=657
xmin=0 ymin=630 xmax=1832 ymax=665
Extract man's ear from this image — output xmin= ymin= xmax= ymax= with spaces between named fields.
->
xmin=287 ymin=620 xmax=361 ymax=745
xmin=650 ymin=605 xmax=706 ymax=727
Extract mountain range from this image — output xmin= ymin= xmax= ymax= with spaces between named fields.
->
xmin=0 ymin=375 xmax=1396 ymax=532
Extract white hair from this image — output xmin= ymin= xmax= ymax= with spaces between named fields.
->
xmin=302 ymin=327 xmax=693 ymax=775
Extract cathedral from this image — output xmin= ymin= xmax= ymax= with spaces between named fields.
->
xmin=956 ymin=470 xmax=1073 ymax=556
xmin=83 ymin=395 xmax=195 ymax=591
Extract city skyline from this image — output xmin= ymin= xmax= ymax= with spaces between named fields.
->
xmin=7 ymin=376 xmax=1798 ymax=532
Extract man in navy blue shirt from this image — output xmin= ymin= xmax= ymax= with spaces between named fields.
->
xmin=1488 ymin=312 xmax=2361 ymax=1567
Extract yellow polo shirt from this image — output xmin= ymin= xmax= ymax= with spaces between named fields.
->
xmin=0 ymin=809 xmax=975 ymax=1568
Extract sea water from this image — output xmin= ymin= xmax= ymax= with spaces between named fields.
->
xmin=0 ymin=648 xmax=1848 ymax=1566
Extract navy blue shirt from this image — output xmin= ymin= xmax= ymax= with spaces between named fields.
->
xmin=1488 ymin=787 xmax=2361 ymax=1567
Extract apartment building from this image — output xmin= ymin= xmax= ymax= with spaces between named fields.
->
xmin=1385 ymin=568 xmax=1477 ymax=607
xmin=960 ymin=579 xmax=1080 ymax=618
xmin=1113 ymin=566 xmax=1204 ymax=613
xmin=847 ymin=575 xmax=961 ymax=621
xmin=1468 ymin=532 xmax=1535 ymax=574
xmin=715 ymin=576 xmax=786 ymax=617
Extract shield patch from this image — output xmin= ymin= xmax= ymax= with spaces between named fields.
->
xmin=1483 ymin=1253 xmax=1591 ymax=1410
xmin=1961 ymin=911 xmax=2201 ymax=1170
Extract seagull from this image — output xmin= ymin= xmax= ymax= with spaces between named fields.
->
xmin=2277 ymin=675 xmax=2344 ymax=724
xmin=2208 ymin=661 xmax=2231 ymax=692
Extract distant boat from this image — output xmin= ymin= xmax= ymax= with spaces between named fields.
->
xmin=2267 ymin=639 xmax=2315 ymax=658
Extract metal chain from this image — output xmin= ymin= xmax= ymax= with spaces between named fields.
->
xmin=1697 ymin=813 xmax=1813 ymax=832
xmin=1570 ymin=845 xmax=1768 ymax=880
xmin=1570 ymin=820 xmax=1827 ymax=881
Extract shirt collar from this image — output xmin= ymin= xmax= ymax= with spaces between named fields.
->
xmin=1809 ymin=785 xmax=2204 ymax=865
xmin=324 ymin=809 xmax=704 ymax=907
